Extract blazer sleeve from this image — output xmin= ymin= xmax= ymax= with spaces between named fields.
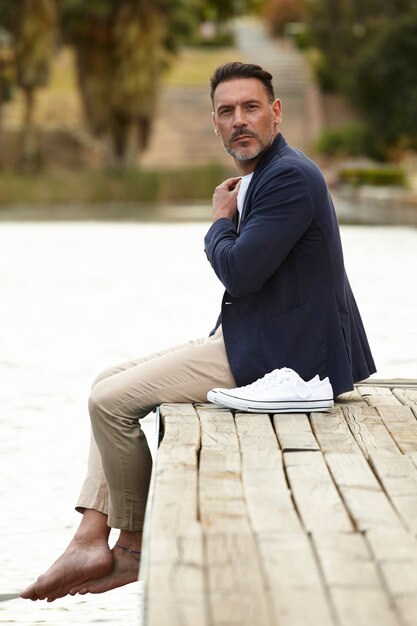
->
xmin=204 ymin=165 xmax=313 ymax=298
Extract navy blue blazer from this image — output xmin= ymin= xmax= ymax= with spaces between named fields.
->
xmin=204 ymin=133 xmax=376 ymax=398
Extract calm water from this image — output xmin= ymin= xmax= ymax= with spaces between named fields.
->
xmin=1 ymin=221 xmax=416 ymax=626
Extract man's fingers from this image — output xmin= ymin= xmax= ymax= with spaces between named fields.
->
xmin=220 ymin=176 xmax=241 ymax=190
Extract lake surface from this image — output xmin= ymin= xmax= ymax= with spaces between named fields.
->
xmin=1 ymin=221 xmax=416 ymax=626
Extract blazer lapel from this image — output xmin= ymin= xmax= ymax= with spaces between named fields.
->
xmin=240 ymin=132 xmax=287 ymax=225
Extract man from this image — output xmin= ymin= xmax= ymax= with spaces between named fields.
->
xmin=206 ymin=62 xmax=375 ymax=398
xmin=20 ymin=62 xmax=375 ymax=603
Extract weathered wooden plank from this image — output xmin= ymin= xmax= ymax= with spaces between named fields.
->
xmin=159 ymin=402 xmax=201 ymax=449
xmin=310 ymin=409 xmax=360 ymax=454
xmin=357 ymin=385 xmax=402 ymax=407
xmin=369 ymin=452 xmax=417 ymax=533
xmin=341 ymin=405 xmax=400 ymax=457
xmin=366 ymin=529 xmax=417 ymax=626
xmin=313 ymin=532 xmax=379 ymax=586
xmin=338 ymin=388 xmax=367 ymax=404
xmin=330 ymin=589 xmax=401 ymax=626
xmin=150 ymin=403 xmax=201 ymax=532
xmin=273 ymin=413 xmax=320 ymax=451
xmin=392 ymin=388 xmax=417 ymax=407
xmin=325 ymin=452 xmax=402 ymax=530
xmin=313 ymin=532 xmax=401 ymax=626
xmin=408 ymin=452 xmax=417 ymax=471
xmin=150 ymin=468 xmax=199 ymax=532
xmin=284 ymin=450 xmax=353 ymax=531
xmin=197 ymin=405 xmax=250 ymax=533
xmin=358 ymin=379 xmax=417 ymax=389
xmin=341 ymin=405 xmax=417 ymax=531
xmin=376 ymin=404 xmax=417 ymax=454
xmin=312 ymin=409 xmax=403 ymax=529
xmin=205 ymin=532 xmax=273 ymax=626
xmin=143 ymin=390 xmax=417 ymax=626
xmin=197 ymin=406 xmax=274 ymax=624
xmin=366 ymin=528 xmax=417 ymax=562
xmin=146 ymin=530 xmax=208 ymax=626
xmin=257 ymin=532 xmax=335 ymax=626
xmin=144 ymin=404 xmax=207 ymax=626
xmin=235 ymin=412 xmax=302 ymax=533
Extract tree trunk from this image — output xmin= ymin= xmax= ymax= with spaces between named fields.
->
xmin=20 ymin=86 xmax=40 ymax=171
xmin=107 ymin=111 xmax=141 ymax=169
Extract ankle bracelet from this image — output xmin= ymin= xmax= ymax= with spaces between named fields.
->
xmin=116 ymin=543 xmax=141 ymax=555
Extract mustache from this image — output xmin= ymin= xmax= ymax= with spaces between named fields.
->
xmin=229 ymin=129 xmax=258 ymax=141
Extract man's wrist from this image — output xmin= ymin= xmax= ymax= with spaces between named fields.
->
xmin=213 ymin=208 xmax=235 ymax=222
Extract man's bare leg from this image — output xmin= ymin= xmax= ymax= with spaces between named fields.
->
xmin=69 ymin=529 xmax=142 ymax=595
xmin=20 ymin=510 xmax=113 ymax=602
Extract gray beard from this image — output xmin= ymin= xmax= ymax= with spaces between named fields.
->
xmin=226 ymin=143 xmax=264 ymax=161
xmin=224 ymin=124 xmax=276 ymax=162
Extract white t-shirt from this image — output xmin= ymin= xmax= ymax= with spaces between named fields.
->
xmin=237 ymin=172 xmax=254 ymax=222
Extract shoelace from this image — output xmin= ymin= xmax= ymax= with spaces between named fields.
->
xmin=236 ymin=368 xmax=311 ymax=395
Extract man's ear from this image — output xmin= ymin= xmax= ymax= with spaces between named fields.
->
xmin=272 ymin=99 xmax=283 ymax=127
xmin=212 ymin=112 xmax=220 ymax=136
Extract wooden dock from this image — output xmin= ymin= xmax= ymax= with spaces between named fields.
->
xmin=140 ymin=381 xmax=417 ymax=626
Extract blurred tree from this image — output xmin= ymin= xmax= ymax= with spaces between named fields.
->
xmin=61 ymin=0 xmax=200 ymax=167
xmin=304 ymin=0 xmax=415 ymax=92
xmin=263 ymin=0 xmax=304 ymax=37
xmin=349 ymin=7 xmax=417 ymax=155
xmin=200 ymin=0 xmax=236 ymax=22
xmin=0 ymin=0 xmax=59 ymax=170
xmin=303 ymin=0 xmax=417 ymax=156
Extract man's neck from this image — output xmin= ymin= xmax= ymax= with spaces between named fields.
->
xmin=235 ymin=158 xmax=259 ymax=176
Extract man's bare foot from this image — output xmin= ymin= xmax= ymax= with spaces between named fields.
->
xmin=20 ymin=511 xmax=113 ymax=602
xmin=69 ymin=543 xmax=140 ymax=595
xmin=20 ymin=536 xmax=113 ymax=602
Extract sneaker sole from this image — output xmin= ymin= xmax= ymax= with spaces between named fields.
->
xmin=208 ymin=391 xmax=333 ymax=413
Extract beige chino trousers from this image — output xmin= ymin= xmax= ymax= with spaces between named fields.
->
xmin=76 ymin=325 xmax=235 ymax=531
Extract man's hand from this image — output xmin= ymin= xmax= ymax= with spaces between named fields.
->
xmin=212 ymin=177 xmax=241 ymax=222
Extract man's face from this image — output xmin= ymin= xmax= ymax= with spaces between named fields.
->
xmin=212 ymin=77 xmax=282 ymax=165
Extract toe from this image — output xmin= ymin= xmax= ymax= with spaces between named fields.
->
xmin=20 ymin=586 xmax=38 ymax=600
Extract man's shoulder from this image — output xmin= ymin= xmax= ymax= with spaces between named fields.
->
xmin=257 ymin=143 xmax=324 ymax=185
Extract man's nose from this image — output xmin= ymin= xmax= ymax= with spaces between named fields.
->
xmin=233 ymin=107 xmax=247 ymax=127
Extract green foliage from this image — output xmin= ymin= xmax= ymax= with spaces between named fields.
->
xmin=0 ymin=163 xmax=232 ymax=204
xmin=304 ymin=0 xmax=415 ymax=92
xmin=339 ymin=166 xmax=407 ymax=188
xmin=59 ymin=0 xmax=205 ymax=163
xmin=0 ymin=1 xmax=20 ymax=32
xmin=315 ymin=123 xmax=370 ymax=157
xmin=304 ymin=0 xmax=417 ymax=155
xmin=0 ymin=0 xmax=241 ymax=167
xmin=0 ymin=0 xmax=59 ymax=90
xmin=15 ymin=0 xmax=59 ymax=89
xmin=0 ymin=28 xmax=15 ymax=102
xmin=349 ymin=8 xmax=417 ymax=154
xmin=200 ymin=0 xmax=236 ymax=23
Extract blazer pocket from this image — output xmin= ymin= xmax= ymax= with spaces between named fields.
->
xmin=259 ymin=303 xmax=327 ymax=375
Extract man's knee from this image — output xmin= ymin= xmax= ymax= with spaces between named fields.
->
xmin=91 ymin=365 xmax=119 ymax=389
xmin=88 ymin=378 xmax=151 ymax=423
xmin=88 ymin=381 xmax=115 ymax=422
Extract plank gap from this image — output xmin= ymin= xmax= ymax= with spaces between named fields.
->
xmin=307 ymin=532 xmax=343 ymax=626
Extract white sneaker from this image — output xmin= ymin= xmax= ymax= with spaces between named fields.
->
xmin=207 ymin=368 xmax=334 ymax=413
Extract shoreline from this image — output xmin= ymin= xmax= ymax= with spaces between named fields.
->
xmin=1 ymin=192 xmax=416 ymax=226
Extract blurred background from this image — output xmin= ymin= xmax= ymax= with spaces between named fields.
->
xmin=0 ymin=0 xmax=416 ymax=212
xmin=0 ymin=1 xmax=416 ymax=625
